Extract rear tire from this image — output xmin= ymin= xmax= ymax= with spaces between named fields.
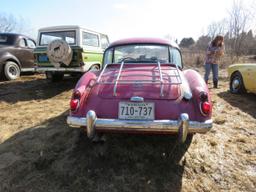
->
xmin=230 ymin=72 xmax=246 ymax=94
xmin=45 ymin=71 xmax=64 ymax=82
xmin=4 ymin=61 xmax=20 ymax=80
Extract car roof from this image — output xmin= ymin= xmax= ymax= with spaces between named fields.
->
xmin=38 ymin=25 xmax=108 ymax=36
xmin=108 ymin=37 xmax=179 ymax=49
xmin=0 ymin=33 xmax=35 ymax=41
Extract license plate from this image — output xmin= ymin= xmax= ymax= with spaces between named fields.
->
xmin=38 ymin=55 xmax=48 ymax=62
xmin=118 ymin=102 xmax=155 ymax=120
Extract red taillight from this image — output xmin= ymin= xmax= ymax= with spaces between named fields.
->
xmin=201 ymin=101 xmax=211 ymax=115
xmin=70 ymin=90 xmax=81 ymax=112
xmin=70 ymin=99 xmax=79 ymax=111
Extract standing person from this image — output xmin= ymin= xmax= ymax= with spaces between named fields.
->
xmin=204 ymin=35 xmax=225 ymax=88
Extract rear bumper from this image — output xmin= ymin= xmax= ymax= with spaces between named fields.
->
xmin=21 ymin=67 xmax=35 ymax=72
xmin=35 ymin=66 xmax=87 ymax=72
xmin=67 ymin=110 xmax=212 ymax=135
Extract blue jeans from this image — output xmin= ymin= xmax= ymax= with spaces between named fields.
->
xmin=204 ymin=63 xmax=219 ymax=82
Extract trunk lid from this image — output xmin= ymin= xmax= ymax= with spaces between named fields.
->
xmin=95 ymin=64 xmax=182 ymax=100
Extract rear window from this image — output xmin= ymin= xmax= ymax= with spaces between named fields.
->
xmin=0 ymin=35 xmax=17 ymax=45
xmin=0 ymin=35 xmax=11 ymax=45
xmin=0 ymin=35 xmax=7 ymax=43
xmin=170 ymin=47 xmax=182 ymax=68
xmin=106 ymin=44 xmax=169 ymax=64
xmin=39 ymin=30 xmax=76 ymax=46
xmin=103 ymin=44 xmax=183 ymax=67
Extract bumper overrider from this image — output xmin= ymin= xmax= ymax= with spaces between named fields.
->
xmin=67 ymin=110 xmax=213 ymax=142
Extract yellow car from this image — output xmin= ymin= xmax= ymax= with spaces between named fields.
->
xmin=228 ymin=63 xmax=256 ymax=94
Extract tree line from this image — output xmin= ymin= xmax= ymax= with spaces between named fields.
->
xmin=0 ymin=13 xmax=33 ymax=38
xmin=179 ymin=0 xmax=256 ymax=63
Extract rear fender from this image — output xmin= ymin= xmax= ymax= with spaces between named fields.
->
xmin=75 ymin=71 xmax=98 ymax=89
xmin=183 ymin=69 xmax=208 ymax=94
xmin=0 ymin=52 xmax=21 ymax=67
xmin=71 ymin=71 xmax=99 ymax=115
xmin=183 ymin=69 xmax=212 ymax=117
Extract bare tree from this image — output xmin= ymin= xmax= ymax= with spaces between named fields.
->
xmin=195 ymin=35 xmax=211 ymax=51
xmin=179 ymin=37 xmax=195 ymax=48
xmin=0 ymin=14 xmax=17 ymax=32
xmin=0 ymin=13 xmax=28 ymax=33
xmin=227 ymin=0 xmax=255 ymax=62
xmin=207 ymin=19 xmax=227 ymax=39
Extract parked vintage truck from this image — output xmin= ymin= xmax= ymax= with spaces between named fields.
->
xmin=34 ymin=25 xmax=109 ymax=81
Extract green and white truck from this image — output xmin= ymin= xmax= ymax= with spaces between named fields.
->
xmin=34 ymin=25 xmax=109 ymax=81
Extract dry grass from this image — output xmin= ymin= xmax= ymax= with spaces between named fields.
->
xmin=0 ymin=70 xmax=255 ymax=192
xmin=181 ymin=48 xmax=256 ymax=69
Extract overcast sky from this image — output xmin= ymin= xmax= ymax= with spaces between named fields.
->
xmin=1 ymin=0 xmax=255 ymax=41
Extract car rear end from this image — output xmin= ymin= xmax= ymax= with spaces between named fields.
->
xmin=34 ymin=27 xmax=86 ymax=72
xmin=67 ymin=63 xmax=212 ymax=142
xmin=67 ymin=38 xmax=212 ymax=142
xmin=34 ymin=26 xmax=106 ymax=74
xmin=34 ymin=46 xmax=85 ymax=71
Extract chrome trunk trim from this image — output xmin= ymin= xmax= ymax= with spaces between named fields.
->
xmin=96 ymin=62 xmax=183 ymax=97
xmin=113 ymin=61 xmax=125 ymax=96
xmin=157 ymin=61 xmax=164 ymax=97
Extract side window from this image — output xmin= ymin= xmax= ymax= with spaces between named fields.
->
xmin=27 ymin=39 xmax=36 ymax=49
xmin=18 ymin=38 xmax=26 ymax=47
xmin=103 ymin=48 xmax=113 ymax=64
xmin=82 ymin=32 xmax=99 ymax=47
xmin=170 ymin=47 xmax=182 ymax=68
xmin=100 ymin=35 xmax=109 ymax=49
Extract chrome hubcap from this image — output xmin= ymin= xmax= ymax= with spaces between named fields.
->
xmin=232 ymin=79 xmax=240 ymax=90
xmin=9 ymin=66 xmax=18 ymax=76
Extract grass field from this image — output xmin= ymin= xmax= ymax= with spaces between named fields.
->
xmin=0 ymin=69 xmax=255 ymax=192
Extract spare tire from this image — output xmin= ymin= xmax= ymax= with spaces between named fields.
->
xmin=47 ymin=39 xmax=72 ymax=67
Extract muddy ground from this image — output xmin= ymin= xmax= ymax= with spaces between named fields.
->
xmin=0 ymin=71 xmax=255 ymax=192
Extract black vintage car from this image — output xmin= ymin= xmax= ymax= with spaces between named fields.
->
xmin=0 ymin=33 xmax=36 ymax=80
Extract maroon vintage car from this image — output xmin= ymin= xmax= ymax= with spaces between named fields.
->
xmin=67 ymin=38 xmax=212 ymax=143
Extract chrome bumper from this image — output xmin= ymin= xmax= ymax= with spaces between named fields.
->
xmin=35 ymin=66 xmax=87 ymax=72
xmin=21 ymin=67 xmax=35 ymax=72
xmin=67 ymin=110 xmax=212 ymax=139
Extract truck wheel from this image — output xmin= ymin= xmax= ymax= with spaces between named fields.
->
xmin=89 ymin=65 xmax=100 ymax=71
xmin=45 ymin=71 xmax=64 ymax=82
xmin=4 ymin=61 xmax=20 ymax=80
xmin=230 ymin=72 xmax=246 ymax=94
